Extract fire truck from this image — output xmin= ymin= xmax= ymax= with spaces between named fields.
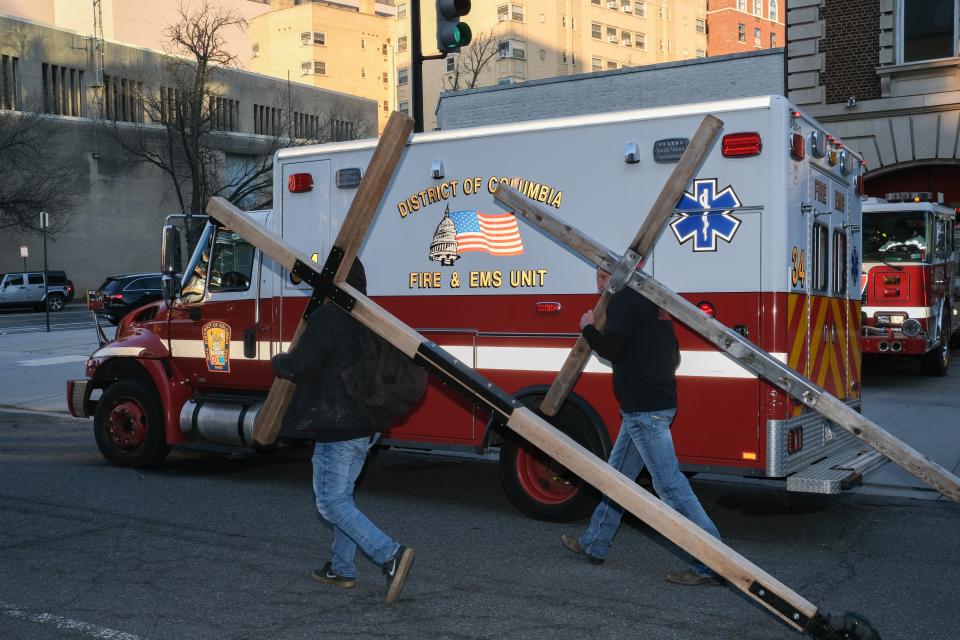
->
xmin=861 ymin=192 xmax=959 ymax=375
xmin=68 ymin=96 xmax=881 ymax=521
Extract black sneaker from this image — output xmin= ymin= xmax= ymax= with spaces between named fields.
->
xmin=382 ymin=545 xmax=415 ymax=604
xmin=311 ymin=562 xmax=356 ymax=589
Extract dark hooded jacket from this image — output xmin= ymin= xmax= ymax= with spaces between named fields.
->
xmin=271 ymin=259 xmax=390 ymax=441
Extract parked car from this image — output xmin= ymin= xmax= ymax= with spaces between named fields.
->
xmin=88 ymin=273 xmax=164 ymax=325
xmin=0 ymin=271 xmax=72 ymax=312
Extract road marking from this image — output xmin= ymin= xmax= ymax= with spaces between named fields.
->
xmin=17 ymin=355 xmax=90 ymax=366
xmin=0 ymin=601 xmax=147 ymax=640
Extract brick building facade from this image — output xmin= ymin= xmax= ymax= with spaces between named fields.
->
xmin=787 ymin=0 xmax=960 ymax=204
xmin=706 ymin=0 xmax=784 ymax=56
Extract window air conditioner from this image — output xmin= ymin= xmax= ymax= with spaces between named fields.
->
xmin=607 ymin=35 xmax=618 ymax=43
xmin=607 ymin=0 xmax=617 ymax=8
xmin=497 ymin=49 xmax=510 ymax=58
xmin=621 ymin=5 xmax=632 ymax=11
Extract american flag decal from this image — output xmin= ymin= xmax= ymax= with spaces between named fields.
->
xmin=449 ymin=210 xmax=524 ymax=256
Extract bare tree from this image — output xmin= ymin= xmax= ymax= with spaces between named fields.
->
xmin=0 ymin=108 xmax=84 ymax=235
xmin=443 ymin=31 xmax=500 ymax=92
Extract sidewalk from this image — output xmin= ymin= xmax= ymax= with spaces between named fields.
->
xmin=0 ymin=328 xmax=103 ymax=413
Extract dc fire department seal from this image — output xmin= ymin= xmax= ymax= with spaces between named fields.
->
xmin=202 ymin=321 xmax=231 ymax=373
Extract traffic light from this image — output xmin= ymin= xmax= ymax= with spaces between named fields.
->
xmin=436 ymin=0 xmax=471 ymax=52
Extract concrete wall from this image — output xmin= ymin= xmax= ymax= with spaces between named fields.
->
xmin=436 ymin=48 xmax=783 ymax=129
xmin=0 ymin=16 xmax=376 ymax=294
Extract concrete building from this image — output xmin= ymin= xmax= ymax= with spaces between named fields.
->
xmin=0 ymin=0 xmax=271 ymax=68
xmin=787 ymin=0 xmax=960 ymax=204
xmin=0 ymin=15 xmax=376 ymax=293
xmin=251 ymin=0 xmax=709 ymax=132
xmin=706 ymin=0 xmax=783 ymax=55
xmin=436 ymin=48 xmax=783 ymax=129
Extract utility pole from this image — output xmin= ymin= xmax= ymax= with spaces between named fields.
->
xmin=40 ymin=212 xmax=50 ymax=332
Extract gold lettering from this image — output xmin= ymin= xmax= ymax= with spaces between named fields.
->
xmin=426 ymin=186 xmax=439 ymax=205
xmin=449 ymin=179 xmax=459 ymax=197
xmin=440 ymin=183 xmax=451 ymax=200
xmin=486 ymin=176 xmax=498 ymax=194
xmin=465 ymin=178 xmax=476 ymax=195
xmin=398 ymin=201 xmax=409 ymax=218
xmin=551 ymin=191 xmax=563 ymax=208
xmin=538 ymin=185 xmax=549 ymax=203
xmin=492 ymin=270 xmax=502 ymax=287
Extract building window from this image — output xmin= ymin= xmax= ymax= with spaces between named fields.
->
xmin=770 ymin=32 xmax=776 ymax=47
xmin=382 ymin=71 xmax=389 ymax=83
xmin=497 ymin=40 xmax=526 ymax=59
xmin=607 ymin=26 xmax=617 ymax=42
xmin=300 ymin=31 xmax=310 ymax=46
xmin=695 ymin=18 xmax=705 ymax=34
xmin=397 ymin=36 xmax=408 ymax=52
xmin=314 ymin=61 xmax=326 ymax=75
xmin=252 ymin=43 xmax=260 ymax=58
xmin=696 ymin=48 xmax=706 ymax=57
xmin=397 ymin=67 xmax=408 ymax=85
xmin=658 ymin=6 xmax=664 ymax=18
xmin=253 ymin=104 xmax=281 ymax=136
xmin=736 ymin=0 xmax=745 ymax=10
xmin=606 ymin=60 xmax=618 ymax=69
xmin=293 ymin=111 xmax=321 ymax=140
xmin=592 ymin=0 xmax=601 ymax=4
xmin=397 ymin=2 xmax=406 ymax=18
xmin=361 ymin=38 xmax=366 ymax=49
xmin=621 ymin=0 xmax=631 ymax=10
xmin=622 ymin=31 xmax=632 ymax=46
xmin=101 ymin=74 xmax=141 ymax=122
xmin=592 ymin=22 xmax=602 ymax=39
xmin=738 ymin=23 xmax=745 ymax=42
xmin=635 ymin=32 xmax=646 ymax=49
xmin=562 ymin=15 xmax=566 ymax=28
xmin=497 ymin=3 xmax=525 ymax=22
xmin=634 ymin=0 xmax=645 ymax=17
xmin=901 ymin=0 xmax=957 ymax=62
xmin=754 ymin=0 xmax=762 ymax=15
xmin=382 ymin=100 xmax=389 ymax=112
xmin=572 ymin=52 xmax=576 ymax=64
xmin=446 ymin=56 xmax=455 ymax=72
xmin=562 ymin=51 xmax=567 ymax=62
xmin=754 ymin=27 xmax=762 ymax=46
xmin=1 ymin=55 xmax=20 ymax=111
xmin=398 ymin=100 xmax=408 ymax=113
xmin=301 ymin=61 xmax=312 ymax=75
xmin=314 ymin=32 xmax=326 ymax=46
xmin=769 ymin=0 xmax=777 ymax=20
xmin=382 ymin=43 xmax=388 ymax=55
xmin=208 ymin=95 xmax=239 ymax=132
xmin=592 ymin=57 xmax=603 ymax=72
xmin=42 ymin=63 xmax=85 ymax=117
xmin=361 ymin=67 xmax=366 ymax=78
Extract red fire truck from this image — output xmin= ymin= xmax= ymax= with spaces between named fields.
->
xmin=67 ymin=96 xmax=880 ymax=521
xmin=861 ymin=192 xmax=959 ymax=375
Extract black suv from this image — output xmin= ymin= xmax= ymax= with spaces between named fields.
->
xmin=89 ymin=273 xmax=164 ymax=325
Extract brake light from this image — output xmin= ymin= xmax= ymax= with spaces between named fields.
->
xmin=883 ymin=275 xmax=900 ymax=285
xmin=288 ymin=173 xmax=314 ymax=193
xmin=107 ymin=293 xmax=124 ymax=301
xmin=790 ymin=133 xmax=805 ymax=160
xmin=696 ymin=301 xmax=716 ymax=318
xmin=721 ymin=132 xmax=762 ymax=157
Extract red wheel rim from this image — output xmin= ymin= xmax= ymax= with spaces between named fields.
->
xmin=515 ymin=447 xmax=579 ymax=505
xmin=106 ymin=399 xmax=148 ymax=450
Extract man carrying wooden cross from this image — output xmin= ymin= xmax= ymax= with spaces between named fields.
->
xmin=561 ymin=267 xmax=723 ymax=587
xmin=270 ymin=258 xmax=416 ymax=604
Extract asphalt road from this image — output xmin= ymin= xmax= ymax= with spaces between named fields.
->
xmin=0 ymin=306 xmax=98 ymax=335
xmin=0 ymin=410 xmax=957 ymax=640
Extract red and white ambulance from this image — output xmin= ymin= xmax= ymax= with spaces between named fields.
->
xmin=860 ymin=192 xmax=958 ymax=375
xmin=68 ymin=96 xmax=880 ymax=520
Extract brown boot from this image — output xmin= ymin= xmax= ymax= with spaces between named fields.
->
xmin=560 ymin=533 xmax=604 ymax=565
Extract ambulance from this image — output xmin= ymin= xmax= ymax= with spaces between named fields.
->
xmin=861 ymin=192 xmax=959 ymax=375
xmin=68 ymin=96 xmax=880 ymax=521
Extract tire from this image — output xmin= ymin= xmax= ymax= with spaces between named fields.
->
xmin=93 ymin=379 xmax=170 ymax=467
xmin=46 ymin=294 xmax=64 ymax=312
xmin=498 ymin=397 xmax=606 ymax=522
xmin=921 ymin=313 xmax=950 ymax=376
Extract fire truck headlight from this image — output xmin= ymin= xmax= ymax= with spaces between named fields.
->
xmin=901 ymin=319 xmax=922 ymax=338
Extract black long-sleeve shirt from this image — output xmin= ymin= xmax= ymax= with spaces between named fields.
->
xmin=581 ymin=287 xmax=678 ymax=412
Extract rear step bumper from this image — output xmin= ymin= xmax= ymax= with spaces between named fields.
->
xmin=786 ymin=446 xmax=888 ymax=494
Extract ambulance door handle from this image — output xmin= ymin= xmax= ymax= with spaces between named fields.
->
xmin=244 ymin=328 xmax=257 ymax=359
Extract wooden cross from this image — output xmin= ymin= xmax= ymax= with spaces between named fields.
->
xmin=493 ymin=181 xmax=960 ymax=505
xmin=249 ymin=112 xmax=415 ymax=446
xmin=206 ymin=117 xmax=880 ymax=637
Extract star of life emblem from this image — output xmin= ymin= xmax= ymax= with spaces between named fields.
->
xmin=670 ymin=179 xmax=742 ymax=252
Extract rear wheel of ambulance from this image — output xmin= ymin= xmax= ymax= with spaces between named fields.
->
xmin=94 ymin=380 xmax=170 ymax=468
xmin=921 ymin=312 xmax=950 ymax=376
xmin=498 ymin=397 xmax=607 ymax=522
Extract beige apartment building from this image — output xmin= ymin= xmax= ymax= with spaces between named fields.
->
xmin=252 ymin=0 xmax=707 ymax=132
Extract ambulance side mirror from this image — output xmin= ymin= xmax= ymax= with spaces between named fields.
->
xmin=161 ymin=225 xmax=183 ymax=302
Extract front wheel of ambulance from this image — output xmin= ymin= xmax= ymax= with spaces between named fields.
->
xmin=921 ymin=313 xmax=950 ymax=377
xmin=94 ymin=380 xmax=170 ymax=468
xmin=498 ymin=399 xmax=606 ymax=522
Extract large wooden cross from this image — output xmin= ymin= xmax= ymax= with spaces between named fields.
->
xmin=207 ymin=113 xmax=884 ymax=639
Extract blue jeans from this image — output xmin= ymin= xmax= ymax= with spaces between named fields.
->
xmin=579 ymin=409 xmax=721 ymax=577
xmin=311 ymin=435 xmax=399 ymax=578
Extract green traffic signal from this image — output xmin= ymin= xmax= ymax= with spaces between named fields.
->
xmin=437 ymin=0 xmax=471 ymax=52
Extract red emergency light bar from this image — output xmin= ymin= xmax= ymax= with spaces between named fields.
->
xmin=721 ymin=132 xmax=762 ymax=157
xmin=535 ymin=302 xmax=562 ymax=314
xmin=288 ymin=173 xmax=314 ymax=193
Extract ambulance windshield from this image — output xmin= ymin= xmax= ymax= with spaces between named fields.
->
xmin=863 ymin=211 xmax=932 ymax=263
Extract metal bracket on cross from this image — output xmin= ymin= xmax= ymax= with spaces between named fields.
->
xmin=208 ymin=183 xmax=880 ymax=639
xmin=492 ymin=183 xmax=960 ymax=505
